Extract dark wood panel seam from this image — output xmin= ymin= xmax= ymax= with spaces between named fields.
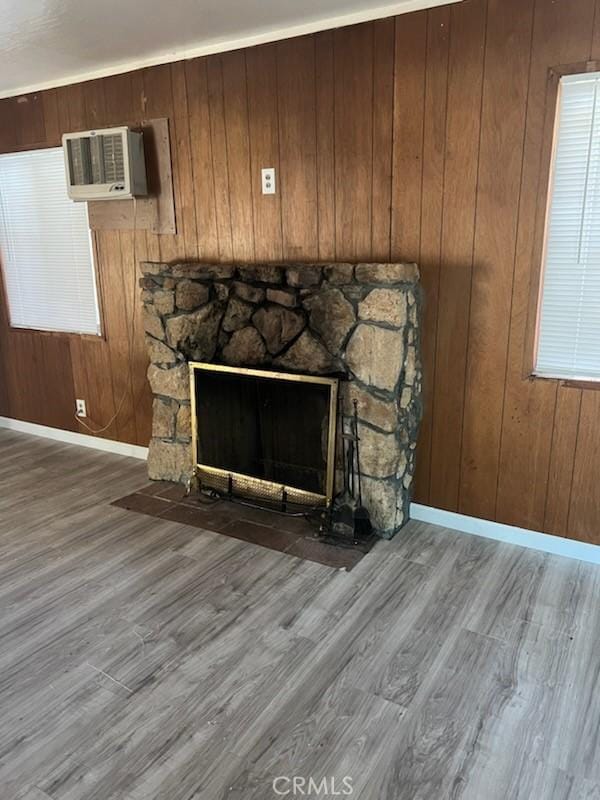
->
xmin=493 ymin=0 xmax=538 ymax=520
xmin=456 ymin=0 xmax=490 ymax=512
xmin=242 ymin=51 xmax=257 ymax=262
xmin=184 ymin=64 xmax=201 ymax=253
xmin=425 ymin=7 xmax=452 ymax=506
xmin=565 ymin=391 xmax=584 ymax=535
xmin=312 ymin=36 xmax=321 ymax=262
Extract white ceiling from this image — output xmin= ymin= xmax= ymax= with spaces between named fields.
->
xmin=1 ymin=0 xmax=459 ymax=99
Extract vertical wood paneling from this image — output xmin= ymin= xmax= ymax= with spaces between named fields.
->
xmin=371 ymin=18 xmax=395 ymax=261
xmin=544 ymin=387 xmax=582 ymax=536
xmin=413 ymin=5 xmax=451 ymax=502
xmin=246 ymin=45 xmax=283 ymax=262
xmin=171 ymin=62 xmax=199 ymax=260
xmin=185 ymin=58 xmax=219 ymax=261
xmin=594 ymin=0 xmax=600 ymax=56
xmin=142 ymin=64 xmax=181 ymax=262
xmin=334 ymin=25 xmax=374 ymax=261
xmin=102 ymin=72 xmax=133 ymax=125
xmin=569 ymin=393 xmax=600 ymax=542
xmin=428 ymin=0 xmax=487 ymax=509
xmin=495 ymin=0 xmax=597 ymax=530
xmin=390 ymin=12 xmax=427 ymax=262
xmin=221 ymin=51 xmax=255 ymax=262
xmin=0 ymin=98 xmax=17 ymax=150
xmin=458 ymin=0 xmax=535 ymax=519
xmin=206 ymin=57 xmax=234 ymax=262
xmin=315 ymin=32 xmax=336 ymax=261
xmin=0 ymin=277 xmax=10 ymax=415
xmin=2 ymin=3 xmax=600 ymax=544
xmin=277 ymin=36 xmax=318 ymax=260
xmin=15 ymin=93 xmax=45 ymax=147
xmin=41 ymin=90 xmax=60 ymax=145
xmin=84 ymin=79 xmax=107 ymax=128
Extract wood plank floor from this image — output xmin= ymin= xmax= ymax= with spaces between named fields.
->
xmin=1 ymin=428 xmax=600 ymax=800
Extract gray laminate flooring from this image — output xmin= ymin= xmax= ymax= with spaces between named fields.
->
xmin=1 ymin=428 xmax=599 ymax=800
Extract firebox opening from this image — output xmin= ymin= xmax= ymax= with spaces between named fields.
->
xmin=190 ymin=362 xmax=338 ymax=507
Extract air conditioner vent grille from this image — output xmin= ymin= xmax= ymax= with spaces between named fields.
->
xmin=100 ymin=134 xmax=125 ymax=183
xmin=66 ymin=133 xmax=125 ymax=186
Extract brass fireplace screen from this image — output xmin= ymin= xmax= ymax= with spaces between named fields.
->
xmin=189 ymin=362 xmax=339 ymax=508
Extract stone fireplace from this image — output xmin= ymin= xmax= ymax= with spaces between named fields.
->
xmin=141 ymin=261 xmax=422 ymax=538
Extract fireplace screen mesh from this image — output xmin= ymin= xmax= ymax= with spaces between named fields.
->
xmin=190 ymin=363 xmax=338 ymax=506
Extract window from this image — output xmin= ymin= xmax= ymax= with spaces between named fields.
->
xmin=535 ymin=71 xmax=600 ymax=381
xmin=0 ymin=147 xmax=101 ymax=335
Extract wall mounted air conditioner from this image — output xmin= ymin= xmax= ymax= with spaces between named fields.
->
xmin=62 ymin=126 xmax=147 ymax=201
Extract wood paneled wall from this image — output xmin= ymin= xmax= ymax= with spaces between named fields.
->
xmin=1 ymin=0 xmax=600 ymax=542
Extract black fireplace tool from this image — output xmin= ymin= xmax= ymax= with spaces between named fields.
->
xmin=330 ymin=400 xmax=372 ymax=542
xmin=352 ymin=400 xmax=371 ymax=537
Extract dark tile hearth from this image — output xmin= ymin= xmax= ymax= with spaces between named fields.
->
xmin=112 ymin=482 xmax=377 ymax=570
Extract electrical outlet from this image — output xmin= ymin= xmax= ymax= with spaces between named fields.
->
xmin=76 ymin=399 xmax=87 ymax=418
xmin=261 ymin=167 xmax=276 ymax=195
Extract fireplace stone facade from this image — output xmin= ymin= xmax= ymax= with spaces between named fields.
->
xmin=141 ymin=261 xmax=422 ymax=538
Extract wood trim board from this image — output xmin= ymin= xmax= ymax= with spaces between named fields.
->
xmin=87 ymin=118 xmax=176 ymax=234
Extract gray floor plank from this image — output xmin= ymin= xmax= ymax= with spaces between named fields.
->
xmin=0 ymin=428 xmax=599 ymax=800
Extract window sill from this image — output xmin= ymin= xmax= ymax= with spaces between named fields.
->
xmin=530 ymin=373 xmax=600 ymax=391
xmin=8 ymin=326 xmax=104 ymax=342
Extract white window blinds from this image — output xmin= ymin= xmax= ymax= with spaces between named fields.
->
xmin=535 ymin=71 xmax=600 ymax=380
xmin=0 ymin=147 xmax=100 ymax=336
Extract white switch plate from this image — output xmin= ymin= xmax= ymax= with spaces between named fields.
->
xmin=76 ymin=399 xmax=87 ymax=418
xmin=261 ymin=167 xmax=276 ymax=195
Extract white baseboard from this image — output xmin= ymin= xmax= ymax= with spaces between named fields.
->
xmin=1 ymin=414 xmax=596 ymax=564
xmin=0 ymin=416 xmax=148 ymax=461
xmin=410 ymin=503 xmax=600 ymax=565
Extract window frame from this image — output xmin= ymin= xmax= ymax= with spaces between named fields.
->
xmin=0 ymin=145 xmax=106 ymax=341
xmin=525 ymin=59 xmax=600 ymax=389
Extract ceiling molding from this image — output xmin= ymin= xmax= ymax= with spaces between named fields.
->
xmin=0 ymin=0 xmax=461 ymax=100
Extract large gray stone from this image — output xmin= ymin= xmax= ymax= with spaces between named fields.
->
xmin=343 ymin=383 xmax=397 ymax=433
xmin=146 ymin=335 xmax=177 ymax=366
xmin=238 ymin=264 xmax=284 ymax=284
xmin=233 ymin=282 xmax=265 ymax=304
xmin=359 ymin=288 xmax=407 ymax=327
xmin=223 ymin=297 xmax=254 ymax=333
xmin=165 ymin=302 xmax=223 ymax=361
xmin=147 ymin=439 xmax=192 ymax=482
xmin=266 ymin=287 xmax=297 ymax=307
xmin=355 ymin=262 xmax=419 ymax=284
xmin=172 ymin=262 xmax=234 ymax=280
xmin=153 ymin=289 xmax=175 ymax=316
xmin=152 ymin=398 xmax=177 ymax=438
xmin=324 ymin=263 xmax=354 ymax=284
xmin=141 ymin=262 xmax=168 ymax=276
xmin=345 ymin=324 xmax=404 ymax=392
xmin=175 ymin=280 xmax=210 ymax=311
xmin=176 ymin=403 xmax=192 ymax=439
xmin=222 ymin=327 xmax=268 ymax=365
xmin=357 ymin=424 xmax=398 ymax=478
xmin=360 ymin=476 xmax=406 ymax=536
xmin=253 ymin=306 xmax=305 ymax=355
xmin=143 ymin=307 xmax=165 ymax=341
xmin=274 ymin=331 xmax=334 ymax=373
xmin=286 ymin=265 xmax=322 ymax=288
xmin=305 ymin=287 xmax=355 ymax=353
xmin=147 ymin=363 xmax=190 ymax=402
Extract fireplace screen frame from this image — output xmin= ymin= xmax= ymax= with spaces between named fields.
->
xmin=189 ymin=362 xmax=339 ymax=508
